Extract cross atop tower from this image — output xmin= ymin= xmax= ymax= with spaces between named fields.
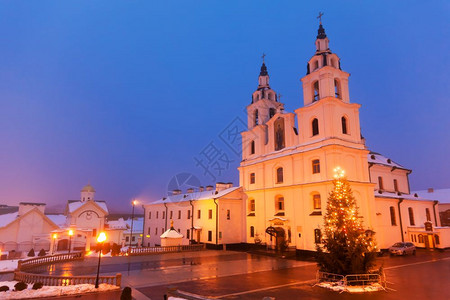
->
xmin=261 ymin=53 xmax=266 ymax=63
xmin=317 ymin=12 xmax=324 ymax=24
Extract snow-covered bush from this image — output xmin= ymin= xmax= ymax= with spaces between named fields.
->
xmin=0 ymin=285 xmax=9 ymax=292
xmin=32 ymin=282 xmax=44 ymax=290
xmin=27 ymin=249 xmax=35 ymax=257
xmin=38 ymin=249 xmax=46 ymax=256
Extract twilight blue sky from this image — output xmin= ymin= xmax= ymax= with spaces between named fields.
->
xmin=0 ymin=1 xmax=449 ymax=212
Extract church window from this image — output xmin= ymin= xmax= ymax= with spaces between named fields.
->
xmin=187 ymin=229 xmax=190 ymax=239
xmin=208 ymin=231 xmax=212 ymax=242
xmin=162 ymin=211 xmax=165 ymax=219
xmin=197 ymin=210 xmax=201 ymax=219
xmin=408 ymin=207 xmax=415 ymax=225
xmin=147 ymin=227 xmax=151 ymax=235
xmin=312 ymin=118 xmax=319 ymax=136
xmin=435 ymin=234 xmax=440 ymax=245
xmin=276 ymin=167 xmax=284 ymax=183
xmin=250 ymin=226 xmax=255 ymax=237
xmin=208 ymin=209 xmax=213 ymax=219
xmin=156 ymin=211 xmax=159 ymax=219
xmin=275 ymin=196 xmax=285 ymax=211
xmin=170 ymin=211 xmax=173 ymax=219
xmin=250 ymin=141 xmax=255 ymax=155
xmin=341 ymin=116 xmax=348 ymax=134
xmin=393 ymin=179 xmax=399 ymax=192
xmin=126 ymin=236 xmax=129 ymax=242
xmin=187 ymin=210 xmax=191 ymax=219
xmin=314 ymin=229 xmax=322 ymax=244
xmin=313 ymin=194 xmax=321 ymax=210
xmin=313 ymin=81 xmax=320 ymax=101
xmin=250 ymin=173 xmax=255 ymax=184
xmin=378 ymin=176 xmax=384 ymax=190
xmin=178 ymin=210 xmax=181 ymax=219
xmin=390 ymin=206 xmax=397 ymax=226
xmin=148 ymin=212 xmax=151 ymax=219
xmin=249 ymin=199 xmax=255 ymax=212
xmin=155 ymin=228 xmax=158 ymax=235
xmin=312 ymin=159 xmax=320 ymax=174
xmin=426 ymin=208 xmax=431 ymax=221
xmin=227 ymin=209 xmax=231 ymax=220
xmin=334 ymin=79 xmax=341 ymax=99
xmin=132 ymin=236 xmax=135 ymax=242
xmin=254 ymin=110 xmax=259 ymax=126
xmin=269 ymin=108 xmax=276 ymax=119
xmin=274 ymin=118 xmax=285 ymax=151
xmin=418 ymin=234 xmax=423 ymax=243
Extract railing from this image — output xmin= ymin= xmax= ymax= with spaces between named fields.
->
xmin=14 ymin=271 xmax=122 ymax=287
xmin=316 ymin=271 xmax=386 ymax=291
xmin=17 ymin=252 xmax=84 ymax=271
xmin=129 ymin=244 xmax=206 ymax=256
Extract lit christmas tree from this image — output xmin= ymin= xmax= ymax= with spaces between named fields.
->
xmin=316 ymin=167 xmax=377 ymax=275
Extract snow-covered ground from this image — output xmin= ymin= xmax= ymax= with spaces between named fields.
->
xmin=0 ymin=281 xmax=119 ymax=299
xmin=0 ymin=260 xmax=19 ymax=273
xmin=317 ymin=282 xmax=384 ymax=293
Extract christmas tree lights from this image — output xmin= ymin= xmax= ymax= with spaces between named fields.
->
xmin=316 ymin=167 xmax=377 ymax=275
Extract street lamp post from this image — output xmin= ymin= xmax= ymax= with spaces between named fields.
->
xmin=129 ymin=200 xmax=137 ymax=249
xmin=95 ymin=232 xmax=107 ymax=288
xmin=68 ymin=230 xmax=74 ymax=254
xmin=52 ymin=233 xmax=57 ymax=254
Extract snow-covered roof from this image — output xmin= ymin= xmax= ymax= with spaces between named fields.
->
xmin=412 ymin=188 xmax=450 ymax=204
xmin=150 ymin=186 xmax=241 ymax=205
xmin=67 ymin=200 xmax=109 ymax=214
xmin=107 ymin=218 xmax=128 ymax=230
xmin=160 ymin=228 xmax=183 ymax=239
xmin=368 ymin=151 xmax=410 ymax=171
xmin=46 ymin=214 xmax=67 ymax=227
xmin=124 ymin=217 xmax=143 ymax=233
xmin=0 ymin=212 xmax=18 ymax=228
xmin=374 ymin=190 xmax=434 ymax=202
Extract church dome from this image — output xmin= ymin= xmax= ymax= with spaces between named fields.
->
xmin=81 ymin=184 xmax=96 ymax=193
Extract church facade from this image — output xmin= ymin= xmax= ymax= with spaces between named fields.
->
xmin=238 ymin=23 xmax=448 ymax=252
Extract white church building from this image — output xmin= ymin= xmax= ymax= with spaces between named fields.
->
xmin=143 ymin=22 xmax=450 ymax=253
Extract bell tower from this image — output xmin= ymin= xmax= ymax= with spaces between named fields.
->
xmin=296 ymin=20 xmax=363 ymax=145
xmin=301 ymin=21 xmax=350 ymax=106
xmin=247 ymin=55 xmax=284 ymax=130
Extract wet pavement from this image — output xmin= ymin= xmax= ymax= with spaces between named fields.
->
xmin=28 ymin=249 xmax=450 ymax=300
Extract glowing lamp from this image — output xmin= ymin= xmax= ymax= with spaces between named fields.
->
xmin=52 ymin=233 xmax=57 ymax=239
xmin=97 ymin=232 xmax=107 ymax=243
xmin=68 ymin=229 xmax=74 ymax=236
xmin=132 ymin=199 xmax=138 ymax=206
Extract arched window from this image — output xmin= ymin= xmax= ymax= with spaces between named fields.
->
xmin=314 ymin=229 xmax=322 ymax=244
xmin=250 ymin=226 xmax=255 ymax=237
xmin=341 ymin=116 xmax=348 ymax=134
xmin=249 ymin=199 xmax=255 ymax=212
xmin=313 ymin=60 xmax=319 ymax=70
xmin=378 ymin=176 xmax=384 ymax=190
xmin=312 ymin=159 xmax=320 ymax=174
xmin=390 ymin=206 xmax=396 ymax=226
xmin=334 ymin=79 xmax=341 ymax=98
xmin=313 ymin=194 xmax=321 ymax=210
xmin=408 ymin=207 xmax=415 ymax=225
xmin=312 ymin=118 xmax=319 ymax=136
xmin=276 ymin=167 xmax=283 ymax=183
xmin=435 ymin=234 xmax=440 ymax=245
xmin=269 ymin=108 xmax=276 ymax=119
xmin=275 ymin=196 xmax=284 ymax=211
xmin=274 ymin=117 xmax=285 ymax=151
xmin=313 ymin=81 xmax=320 ymax=101
xmin=250 ymin=173 xmax=255 ymax=184
xmin=426 ymin=208 xmax=431 ymax=221
xmin=393 ymin=179 xmax=399 ymax=192
xmin=254 ymin=110 xmax=259 ymax=126
xmin=250 ymin=140 xmax=255 ymax=155
xmin=418 ymin=234 xmax=423 ymax=243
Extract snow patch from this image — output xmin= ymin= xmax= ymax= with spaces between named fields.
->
xmin=317 ymin=281 xmax=384 ymax=293
xmin=0 ymin=281 xmax=119 ymax=299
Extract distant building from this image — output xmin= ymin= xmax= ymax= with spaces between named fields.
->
xmin=0 ymin=184 xmax=142 ymax=253
xmin=413 ymin=188 xmax=450 ymax=227
xmin=142 ymin=183 xmax=244 ymax=247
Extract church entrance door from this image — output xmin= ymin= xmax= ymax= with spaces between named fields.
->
xmin=274 ymin=227 xmax=286 ymax=252
xmin=57 ymin=239 xmax=68 ymax=251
